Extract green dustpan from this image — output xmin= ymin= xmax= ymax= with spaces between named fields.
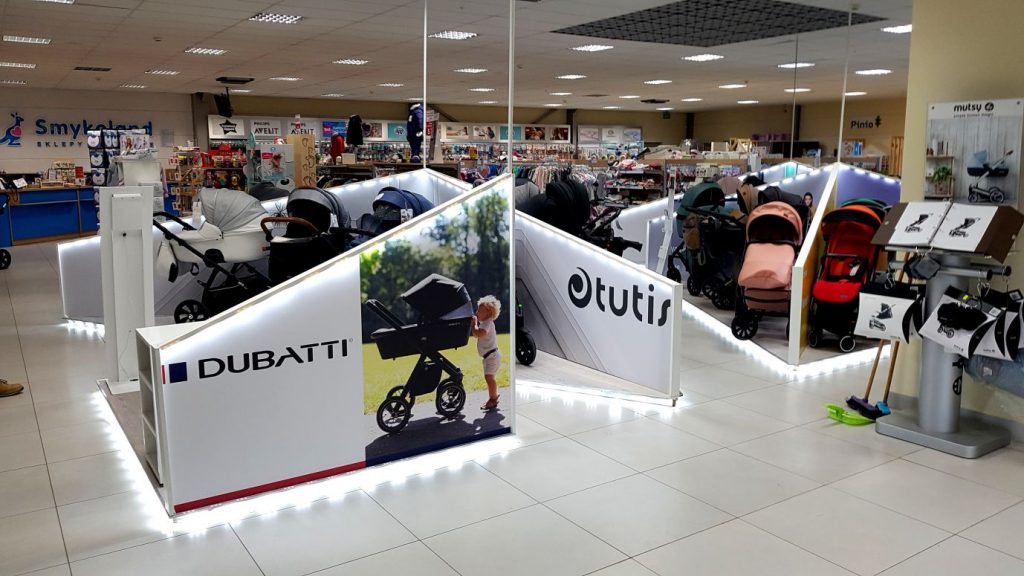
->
xmin=825 ymin=403 xmax=875 ymax=426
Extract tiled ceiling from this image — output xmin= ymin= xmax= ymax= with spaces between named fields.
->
xmin=0 ymin=0 xmax=913 ymax=112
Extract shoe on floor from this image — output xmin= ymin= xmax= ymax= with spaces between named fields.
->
xmin=0 ymin=379 xmax=24 ymax=397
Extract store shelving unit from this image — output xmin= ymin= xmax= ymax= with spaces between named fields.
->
xmin=925 ymin=155 xmax=955 ymax=199
xmin=606 ymin=165 xmax=664 ymax=204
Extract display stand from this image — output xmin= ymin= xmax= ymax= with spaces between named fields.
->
xmin=99 ymin=186 xmax=155 ymax=384
xmin=876 ymin=251 xmax=1012 ymax=458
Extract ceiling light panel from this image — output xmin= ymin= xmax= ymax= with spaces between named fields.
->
xmin=572 ymin=44 xmax=613 ymax=52
xmin=855 ymin=69 xmax=893 ymax=75
xmin=0 ymin=79 xmax=27 ymax=85
xmin=478 ymin=100 xmax=497 ymax=104
xmin=544 ymin=103 xmax=562 ymax=107
xmin=719 ymin=83 xmax=747 ymax=89
xmin=0 ymin=62 xmax=36 ymax=69
xmin=603 ymin=106 xmax=621 ymax=109
xmin=683 ymin=54 xmax=723 ymax=62
xmin=550 ymin=92 xmax=572 ymax=96
xmin=619 ymin=95 xmax=640 ymax=99
xmin=737 ymin=100 xmax=759 ymax=104
xmin=231 ymin=89 xmax=252 ymax=93
xmin=644 ymin=79 xmax=672 ymax=85
xmin=429 ymin=31 xmax=477 ymax=40
xmin=270 ymin=77 xmax=301 ymax=81
xmin=120 ymin=84 xmax=146 ymax=89
xmin=378 ymin=83 xmax=404 ymax=87
xmin=333 ymin=59 xmax=369 ymax=65
xmin=681 ymin=97 xmax=703 ymax=102
xmin=146 ymin=69 xmax=179 ymax=75
xmin=468 ymin=88 xmax=494 ymax=92
xmin=882 ymin=24 xmax=912 ymax=34
xmin=784 ymin=88 xmax=811 ymax=93
xmin=656 ymin=107 xmax=674 ymax=111
xmin=557 ymin=74 xmax=586 ymax=80
xmin=185 ymin=47 xmax=226 ymax=55
xmin=845 ymin=91 xmax=867 ymax=96
xmin=249 ymin=13 xmax=304 ymax=24
xmin=778 ymin=62 xmax=815 ymax=69
xmin=3 ymin=35 xmax=51 ymax=44
xmin=34 ymin=0 xmax=74 ymax=3
xmin=455 ymin=68 xmax=487 ymax=73
xmin=322 ymin=93 xmax=343 ymax=97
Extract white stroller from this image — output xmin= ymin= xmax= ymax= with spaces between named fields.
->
xmin=155 ymin=188 xmax=272 ymax=323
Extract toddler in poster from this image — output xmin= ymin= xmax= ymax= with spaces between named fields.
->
xmin=473 ymin=296 xmax=502 ymax=410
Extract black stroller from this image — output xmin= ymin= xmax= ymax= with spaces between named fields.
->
xmin=0 ymin=194 xmax=10 ymax=270
xmin=367 ymin=274 xmax=475 ymax=434
xmin=353 ymin=187 xmax=435 ymax=240
xmin=260 ymin=187 xmax=359 ymax=284
xmin=515 ymin=297 xmax=536 ymax=365
xmin=967 ymin=150 xmax=1013 ymax=204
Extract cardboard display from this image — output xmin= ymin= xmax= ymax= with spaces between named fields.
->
xmin=874 ymin=201 xmax=1023 ymax=262
xmin=873 ymin=202 xmax=951 ymax=247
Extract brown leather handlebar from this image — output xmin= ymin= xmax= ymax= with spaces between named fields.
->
xmin=260 ymin=216 xmax=319 ymax=237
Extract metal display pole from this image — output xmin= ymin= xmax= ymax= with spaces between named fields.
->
xmin=876 ymin=252 xmax=1012 ymax=458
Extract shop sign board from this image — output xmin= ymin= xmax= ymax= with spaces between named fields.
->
xmin=287 ymin=118 xmax=322 ymax=139
xmin=208 ymin=115 xmax=247 ymax=139
xmin=0 ymin=110 xmax=155 ymax=149
xmin=385 ymin=122 xmax=407 ymax=141
xmin=249 ymin=118 xmax=282 ymax=139
xmin=443 ymin=122 xmax=570 ymax=143
xmin=515 ymin=213 xmax=681 ymax=398
xmin=322 ymin=120 xmax=347 ymax=138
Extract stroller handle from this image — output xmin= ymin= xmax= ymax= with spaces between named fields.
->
xmin=687 ymin=206 xmax=744 ymax=227
xmin=154 ymin=211 xmax=197 ymax=231
xmin=260 ymin=216 xmax=319 ymax=240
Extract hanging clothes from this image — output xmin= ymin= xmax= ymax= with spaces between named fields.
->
xmin=347 ymin=115 xmax=364 ymax=146
xmin=407 ymin=104 xmax=424 ymax=161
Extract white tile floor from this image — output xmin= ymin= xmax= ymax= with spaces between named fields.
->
xmin=1 ymin=243 xmax=1024 ymax=575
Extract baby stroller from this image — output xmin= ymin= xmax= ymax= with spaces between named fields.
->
xmin=260 ymin=187 xmax=359 ymax=285
xmin=515 ymin=297 xmax=536 ymax=366
xmin=968 ymin=150 xmax=1013 ymax=204
xmin=732 ymin=188 xmax=806 ymax=340
xmin=0 ymin=194 xmax=10 ymax=270
xmin=353 ymin=187 xmax=435 ymax=239
xmin=949 ymin=217 xmax=978 ymax=238
xmin=518 ymin=179 xmax=641 ymax=257
xmin=155 ymin=188 xmax=272 ymax=323
xmin=807 ymin=200 xmax=885 ymax=352
xmin=367 ymin=274 xmax=475 ymax=433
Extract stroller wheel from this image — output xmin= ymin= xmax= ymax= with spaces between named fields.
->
xmin=516 ymin=331 xmax=537 ymax=365
xmin=968 ymin=192 xmax=979 ymax=203
xmin=0 ymin=249 xmax=10 ymax=270
xmin=685 ymin=275 xmax=701 ymax=297
xmin=710 ymin=287 xmax=735 ymax=311
xmin=839 ymin=335 xmax=857 ymax=353
xmin=667 ymin=265 xmax=682 ymax=283
xmin=435 ymin=380 xmax=467 ymax=418
xmin=991 ymin=190 xmax=1006 ymax=204
xmin=808 ymin=329 xmax=822 ymax=348
xmin=731 ymin=316 xmax=758 ymax=340
xmin=386 ymin=385 xmax=412 ymax=403
xmin=174 ymin=300 xmax=209 ymax=324
xmin=377 ymin=396 xmax=412 ymax=434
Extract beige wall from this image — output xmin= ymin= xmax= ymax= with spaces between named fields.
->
xmin=897 ymin=0 xmax=1024 ymax=429
xmin=693 ymin=105 xmax=794 ymax=143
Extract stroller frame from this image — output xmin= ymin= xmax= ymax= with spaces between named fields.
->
xmin=515 ymin=298 xmax=536 ymax=366
xmin=681 ymin=206 xmax=745 ymax=309
xmin=153 ymin=212 xmax=271 ymax=323
xmin=366 ymin=299 xmax=468 ymax=434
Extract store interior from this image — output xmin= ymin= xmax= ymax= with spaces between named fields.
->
xmin=4 ymin=0 xmax=1024 ymax=575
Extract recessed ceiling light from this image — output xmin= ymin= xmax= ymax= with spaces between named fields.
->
xmin=557 ymin=74 xmax=586 ymax=80
xmin=3 ymin=35 xmax=51 ymax=45
xmin=602 ymin=106 xmax=621 ymax=109
xmin=249 ymin=12 xmax=304 ymax=24
xmin=737 ymin=100 xmax=759 ymax=104
xmin=120 ymin=84 xmax=146 ymax=89
xmin=855 ymin=69 xmax=893 ymax=76
xmin=455 ymin=68 xmax=487 ymax=74
xmin=572 ymin=44 xmax=613 ymax=52
xmin=544 ymin=103 xmax=561 ymax=107
xmin=784 ymin=88 xmax=812 ymax=93
xmin=270 ymin=76 xmax=301 ymax=81
xmin=550 ymin=92 xmax=572 ymax=96
xmin=681 ymin=97 xmax=703 ymax=102
xmin=333 ymin=59 xmax=369 ymax=65
xmin=719 ymin=83 xmax=747 ymax=89
xmin=619 ymin=95 xmax=641 ymax=99
xmin=478 ymin=100 xmax=497 ymax=104
xmin=146 ymin=69 xmax=179 ymax=75
xmin=683 ymin=54 xmax=723 ymax=62
xmin=644 ymin=79 xmax=672 ymax=85
xmin=378 ymin=83 xmax=404 ymax=87
xmin=231 ymin=89 xmax=252 ymax=93
xmin=882 ymin=24 xmax=912 ymax=34
xmin=406 ymin=97 xmax=422 ymax=101
xmin=185 ymin=47 xmax=226 ymax=55
xmin=845 ymin=91 xmax=868 ymax=96
xmin=34 ymin=0 xmax=74 ymax=3
xmin=322 ymin=93 xmax=343 ymax=97
xmin=74 ymin=66 xmax=110 ymax=72
xmin=468 ymin=88 xmax=495 ymax=92
xmin=429 ymin=31 xmax=477 ymax=40
xmin=0 ymin=79 xmax=27 ymax=85
xmin=656 ymin=107 xmax=674 ymax=111
xmin=778 ymin=62 xmax=815 ymax=69
xmin=0 ymin=62 xmax=36 ymax=69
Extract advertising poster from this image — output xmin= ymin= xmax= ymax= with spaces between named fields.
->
xmin=386 ymin=122 xmax=407 ymax=141
xmin=622 ymin=128 xmax=643 ymax=143
xmin=322 ymin=120 xmax=347 ymax=138
xmin=927 ymin=98 xmax=1023 ymax=208
xmin=361 ymin=187 xmax=511 ymax=464
xmin=445 ymin=123 xmax=470 ymax=140
xmin=498 ymin=125 xmax=523 ymax=141
xmin=524 ymin=126 xmax=546 ymax=141
xmin=249 ymin=119 xmax=282 ymax=139
xmin=207 ymin=115 xmax=246 ymax=139
xmin=287 ymin=118 xmax=322 ymax=139
xmin=603 ymin=126 xmax=622 ymax=144
xmin=549 ymin=126 xmax=570 ymax=142
xmin=473 ymin=125 xmax=498 ymax=140
xmin=578 ymin=126 xmax=601 ymax=144
xmin=259 ymin=144 xmax=291 ymax=182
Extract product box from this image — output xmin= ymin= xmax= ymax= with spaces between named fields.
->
xmin=872 ymin=201 xmax=951 ymax=247
xmin=930 ymin=203 xmax=1024 ymax=262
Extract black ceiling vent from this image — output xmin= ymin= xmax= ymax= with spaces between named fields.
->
xmin=583 ymin=93 xmax=609 ymax=98
xmin=216 ymin=76 xmax=254 ymax=85
xmin=74 ymin=66 xmax=111 ymax=72
xmin=553 ymin=0 xmax=884 ymax=47
xmin=641 ymin=98 xmax=669 ymax=104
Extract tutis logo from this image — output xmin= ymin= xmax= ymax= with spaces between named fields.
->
xmin=568 ymin=267 xmax=671 ymax=326
xmin=163 ymin=339 xmax=349 ymax=384
xmin=0 ymin=112 xmax=24 ymax=147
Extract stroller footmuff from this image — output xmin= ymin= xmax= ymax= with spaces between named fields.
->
xmin=367 ymin=274 xmax=475 ymax=434
xmin=808 ymin=201 xmax=885 ymax=352
xmin=732 ymin=188 xmax=806 ymax=340
xmin=155 ymin=188 xmax=272 ymax=323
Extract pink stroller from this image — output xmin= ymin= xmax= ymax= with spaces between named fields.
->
xmin=731 ymin=200 xmax=804 ymax=340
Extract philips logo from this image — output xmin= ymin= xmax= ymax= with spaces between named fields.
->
xmin=163 ymin=339 xmax=349 ymax=384
xmin=568 ymin=267 xmax=671 ymax=326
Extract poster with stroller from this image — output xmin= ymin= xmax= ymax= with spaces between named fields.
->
xmin=884 ymin=201 xmax=950 ymax=246
xmin=931 ymin=203 xmax=1001 ymax=253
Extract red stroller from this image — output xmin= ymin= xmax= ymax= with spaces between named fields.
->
xmin=731 ymin=198 xmax=804 ymax=340
xmin=807 ymin=201 xmax=885 ymax=352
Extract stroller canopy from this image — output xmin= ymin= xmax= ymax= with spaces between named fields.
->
xmin=249 ymin=181 xmax=291 ymax=202
xmin=677 ymin=182 xmax=724 ymax=217
xmin=517 ymin=179 xmax=590 ymax=235
xmin=375 ymin=187 xmax=435 ymax=215
xmin=401 ymin=274 xmax=474 ymax=320
xmin=287 ymin=187 xmax=349 ymax=234
xmin=747 ymin=202 xmax=804 ymax=246
xmin=197 ymin=188 xmax=268 ymax=232
xmin=822 ymin=204 xmax=883 ymax=233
